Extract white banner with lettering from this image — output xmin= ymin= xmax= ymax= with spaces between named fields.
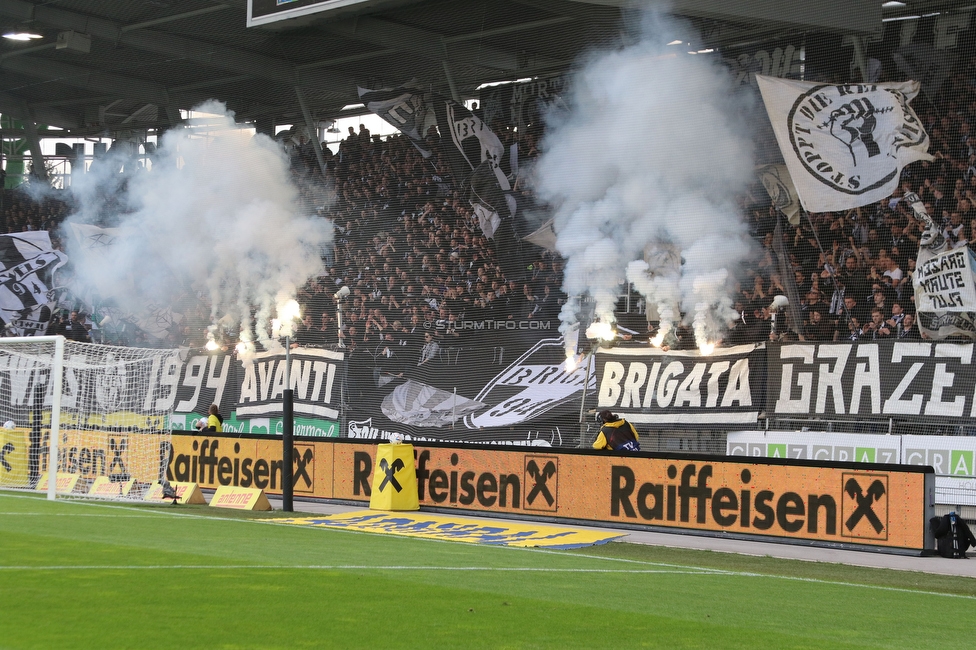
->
xmin=914 ymin=245 xmax=976 ymax=339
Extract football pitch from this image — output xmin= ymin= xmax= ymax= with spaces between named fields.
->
xmin=1 ymin=491 xmax=974 ymax=649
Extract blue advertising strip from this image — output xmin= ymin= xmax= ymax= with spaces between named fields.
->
xmin=277 ymin=510 xmax=625 ymax=549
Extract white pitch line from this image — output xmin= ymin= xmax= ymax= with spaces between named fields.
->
xmin=533 ymin=547 xmax=730 ymax=572
xmin=0 ymin=513 xmax=160 ymax=517
xmin=0 ymin=563 xmax=971 ymax=600
xmin=4 ymin=491 xmax=973 ymax=600
xmin=728 ymin=571 xmax=976 ymax=600
xmin=0 ymin=565 xmax=711 ymax=574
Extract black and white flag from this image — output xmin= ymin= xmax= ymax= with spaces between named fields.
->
xmin=757 ymin=163 xmax=801 ymax=225
xmin=0 ymin=231 xmax=66 ymax=335
xmin=357 ymin=83 xmax=436 ymax=156
xmin=892 ymin=44 xmax=954 ymax=104
xmin=756 ymin=76 xmax=932 ymax=212
xmin=359 ymin=84 xmax=514 ymax=236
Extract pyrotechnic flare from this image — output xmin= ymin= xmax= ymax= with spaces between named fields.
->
xmin=535 ymin=10 xmax=755 ymax=362
xmin=62 ymin=100 xmax=332 ymax=350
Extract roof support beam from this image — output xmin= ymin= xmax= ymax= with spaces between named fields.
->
xmin=442 ymin=60 xmax=460 ymax=102
xmin=323 ymin=15 xmax=560 ymax=71
xmin=121 ymin=103 xmax=156 ymax=124
xmin=0 ymin=55 xmax=172 ymax=106
xmin=0 ymin=90 xmax=79 ymax=128
xmin=0 ymin=0 xmax=362 ymax=97
xmin=294 ymin=86 xmax=328 ymax=176
xmin=297 ymin=16 xmax=573 ymax=72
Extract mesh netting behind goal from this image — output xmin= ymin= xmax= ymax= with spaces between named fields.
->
xmin=0 ymin=336 xmax=180 ymax=500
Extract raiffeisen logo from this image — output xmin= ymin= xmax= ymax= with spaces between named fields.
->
xmin=168 ymin=438 xmax=314 ymax=493
xmin=611 ymin=463 xmax=889 ymax=540
xmin=351 ymin=450 xmax=559 ymax=511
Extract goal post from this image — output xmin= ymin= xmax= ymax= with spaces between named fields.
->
xmin=0 ymin=336 xmax=179 ymax=501
xmin=47 ymin=336 xmax=63 ymax=501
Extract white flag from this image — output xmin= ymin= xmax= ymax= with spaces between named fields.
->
xmin=0 ymin=231 xmax=67 ymax=335
xmin=757 ymin=163 xmax=801 ymax=225
xmin=756 ymin=76 xmax=932 ymax=212
xmin=914 ymin=245 xmax=976 ymax=340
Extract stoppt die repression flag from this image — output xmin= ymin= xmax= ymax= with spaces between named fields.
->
xmin=756 ymin=76 xmax=932 ymax=213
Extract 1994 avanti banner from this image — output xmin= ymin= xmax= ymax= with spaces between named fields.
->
xmin=169 ymin=348 xmax=344 ymax=437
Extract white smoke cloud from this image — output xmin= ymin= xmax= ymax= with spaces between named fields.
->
xmin=534 ymin=10 xmax=755 ymax=352
xmin=63 ymin=101 xmax=332 ymax=350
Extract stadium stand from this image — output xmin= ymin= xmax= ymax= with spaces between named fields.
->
xmin=1 ymin=88 xmax=974 ymax=351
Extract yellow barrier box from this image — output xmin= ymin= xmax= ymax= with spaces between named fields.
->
xmin=210 ymin=486 xmax=272 ymax=511
xmin=87 ymin=476 xmax=134 ymax=498
xmin=0 ymin=427 xmax=29 ymax=488
xmin=144 ymin=480 xmax=207 ymax=505
xmin=35 ymin=472 xmax=81 ymax=494
xmin=369 ymin=443 xmax=419 ymax=511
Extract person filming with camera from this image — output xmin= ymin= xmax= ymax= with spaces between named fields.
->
xmin=592 ymin=410 xmax=640 ymax=452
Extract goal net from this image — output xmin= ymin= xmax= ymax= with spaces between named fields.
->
xmin=0 ymin=336 xmax=180 ymax=501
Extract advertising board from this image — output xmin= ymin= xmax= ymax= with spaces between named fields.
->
xmin=170 ymin=433 xmax=933 ymax=550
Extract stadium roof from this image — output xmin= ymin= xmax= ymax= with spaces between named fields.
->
xmin=0 ymin=0 xmax=961 ymax=136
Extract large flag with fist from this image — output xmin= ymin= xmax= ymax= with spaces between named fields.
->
xmin=757 ymin=76 xmax=932 ymax=213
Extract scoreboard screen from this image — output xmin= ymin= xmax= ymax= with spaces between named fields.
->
xmin=247 ymin=0 xmax=375 ymax=27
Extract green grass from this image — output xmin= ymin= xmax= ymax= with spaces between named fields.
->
xmin=0 ymin=491 xmax=974 ymax=649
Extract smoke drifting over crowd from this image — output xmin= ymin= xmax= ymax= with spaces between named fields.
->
xmin=534 ymin=11 xmax=755 ymax=355
xmin=63 ymin=101 xmax=332 ymax=352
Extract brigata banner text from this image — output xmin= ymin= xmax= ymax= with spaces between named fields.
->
xmin=595 ymin=344 xmax=764 ymax=425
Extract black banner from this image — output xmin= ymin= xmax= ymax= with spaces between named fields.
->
xmin=343 ymin=325 xmax=589 ymax=446
xmin=478 ymin=75 xmax=568 ymax=132
xmin=594 ymin=344 xmax=765 ymax=426
xmin=722 ymin=38 xmax=803 ymax=86
xmin=170 ymin=348 xmax=344 ymax=436
xmin=768 ymin=341 xmax=976 ymax=421
xmin=164 ymin=340 xmax=976 ymax=442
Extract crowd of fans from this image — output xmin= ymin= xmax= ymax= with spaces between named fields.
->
xmin=0 ymin=189 xmax=70 ymax=235
xmin=285 ymin=124 xmax=561 ymax=370
xmin=721 ymin=61 xmax=976 ymax=346
xmin=0 ymin=121 xmax=557 ymax=354
xmin=4 ymin=60 xmax=976 ymax=353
